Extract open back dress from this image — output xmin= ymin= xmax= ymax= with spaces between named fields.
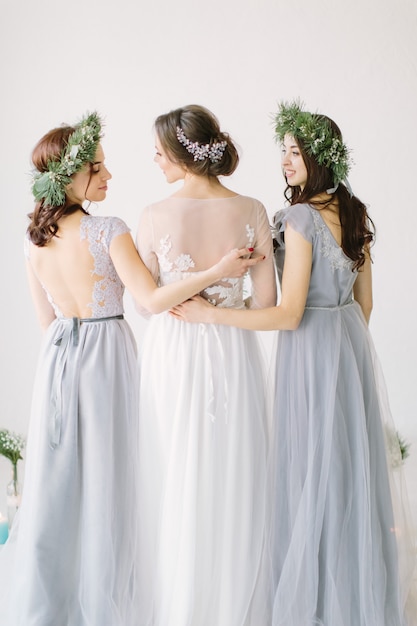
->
xmin=0 ymin=215 xmax=140 ymax=626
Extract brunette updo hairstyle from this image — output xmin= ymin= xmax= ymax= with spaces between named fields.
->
xmin=285 ymin=115 xmax=374 ymax=271
xmin=154 ymin=104 xmax=239 ymax=177
xmin=28 ymin=126 xmax=88 ymax=247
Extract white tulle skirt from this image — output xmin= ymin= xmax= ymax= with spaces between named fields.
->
xmin=0 ymin=316 xmax=141 ymax=626
xmin=136 ymin=313 xmax=270 ymax=626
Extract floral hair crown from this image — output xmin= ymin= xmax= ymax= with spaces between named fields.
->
xmin=176 ymin=126 xmax=227 ymax=163
xmin=31 ymin=111 xmax=103 ymax=207
xmin=274 ymin=100 xmax=352 ymax=186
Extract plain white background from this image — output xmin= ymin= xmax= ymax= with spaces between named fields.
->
xmin=0 ymin=0 xmax=416 ymax=529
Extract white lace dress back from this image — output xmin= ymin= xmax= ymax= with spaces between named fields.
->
xmin=135 ymin=195 xmax=277 ymax=626
xmin=137 ymin=195 xmax=276 ymax=312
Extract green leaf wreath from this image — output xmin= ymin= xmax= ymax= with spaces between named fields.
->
xmin=31 ymin=111 xmax=103 ymax=207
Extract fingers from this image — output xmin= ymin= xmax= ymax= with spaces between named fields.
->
xmin=244 ymin=254 xmax=265 ymax=266
xmin=234 ymin=248 xmax=265 ymax=265
xmin=234 ymin=247 xmax=254 ymax=258
xmin=169 ymin=305 xmax=186 ymax=320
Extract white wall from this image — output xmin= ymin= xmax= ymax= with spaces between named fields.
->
xmin=0 ymin=0 xmax=416 ymax=522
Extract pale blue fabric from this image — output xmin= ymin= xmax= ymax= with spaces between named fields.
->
xmin=0 ymin=216 xmax=141 ymax=625
xmin=268 ymin=203 xmax=415 ymax=625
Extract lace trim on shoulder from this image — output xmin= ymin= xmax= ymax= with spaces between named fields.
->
xmin=310 ymin=208 xmax=353 ymax=272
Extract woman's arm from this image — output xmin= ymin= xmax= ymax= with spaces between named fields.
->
xmin=26 ymin=260 xmax=56 ymax=331
xmin=171 ymin=225 xmax=312 ymax=330
xmin=110 ymin=233 xmax=264 ymax=314
xmin=353 ymin=248 xmax=373 ymax=324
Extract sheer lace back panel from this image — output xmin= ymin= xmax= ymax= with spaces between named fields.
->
xmin=26 ymin=215 xmax=130 ymax=319
xmin=136 ymin=195 xmax=277 ymax=310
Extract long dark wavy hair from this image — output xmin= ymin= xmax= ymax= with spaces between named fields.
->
xmin=27 ymin=126 xmax=90 ymax=247
xmin=285 ymin=116 xmax=375 ymax=271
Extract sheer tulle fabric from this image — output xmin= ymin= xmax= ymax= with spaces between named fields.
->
xmin=267 ymin=204 xmax=416 ymax=626
xmin=0 ymin=216 xmax=142 ymax=625
xmin=0 ymin=318 xmax=141 ymax=626
xmin=137 ymin=315 xmax=270 ymax=625
xmin=135 ymin=195 xmax=277 ymax=625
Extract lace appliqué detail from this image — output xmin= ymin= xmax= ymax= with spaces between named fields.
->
xmin=204 ymin=222 xmax=254 ymax=307
xmin=80 ymin=216 xmax=127 ymax=317
xmin=157 ymin=225 xmax=254 ymax=308
xmin=203 ymin=279 xmax=244 ymax=308
xmin=310 ymin=209 xmax=353 ymax=272
xmin=246 ymin=224 xmax=255 ymax=247
xmin=157 ymin=235 xmax=195 ymax=273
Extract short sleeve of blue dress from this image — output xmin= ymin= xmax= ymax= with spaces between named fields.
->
xmin=273 ymin=204 xmax=314 ymax=282
xmin=103 ymin=216 xmax=131 ymax=248
xmin=273 ymin=204 xmax=315 ymax=244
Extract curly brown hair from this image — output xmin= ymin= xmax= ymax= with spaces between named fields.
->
xmin=27 ymin=126 xmax=89 ymax=247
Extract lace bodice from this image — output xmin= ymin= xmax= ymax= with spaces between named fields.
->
xmin=26 ymin=215 xmax=130 ymax=319
xmin=136 ymin=195 xmax=277 ymax=313
xmin=274 ymin=203 xmax=356 ymax=307
xmin=79 ymin=216 xmax=130 ymax=317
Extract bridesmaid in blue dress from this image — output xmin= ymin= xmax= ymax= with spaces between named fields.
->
xmin=171 ymin=101 xmax=416 ymax=626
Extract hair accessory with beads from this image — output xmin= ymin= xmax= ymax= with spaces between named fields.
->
xmin=176 ymin=126 xmax=227 ymax=163
xmin=31 ymin=111 xmax=103 ymax=207
xmin=274 ymin=100 xmax=352 ymax=186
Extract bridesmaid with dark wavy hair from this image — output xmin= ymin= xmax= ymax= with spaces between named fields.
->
xmin=172 ymin=101 xmax=417 ymax=626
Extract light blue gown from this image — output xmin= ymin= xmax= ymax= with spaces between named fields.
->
xmin=0 ymin=216 xmax=140 ymax=626
xmin=269 ymin=203 xmax=416 ymax=625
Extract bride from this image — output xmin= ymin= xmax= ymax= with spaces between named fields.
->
xmin=135 ymin=104 xmax=277 ymax=626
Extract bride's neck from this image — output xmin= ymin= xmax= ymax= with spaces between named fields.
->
xmin=173 ymin=174 xmax=236 ymax=199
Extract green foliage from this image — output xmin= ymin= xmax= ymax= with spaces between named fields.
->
xmin=385 ymin=427 xmax=411 ymax=469
xmin=0 ymin=429 xmax=25 ymax=466
xmin=31 ymin=111 xmax=103 ymax=207
xmin=397 ymin=432 xmax=411 ymax=462
xmin=274 ymin=100 xmax=352 ymax=186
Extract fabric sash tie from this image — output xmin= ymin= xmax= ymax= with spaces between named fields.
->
xmin=49 ymin=315 xmax=124 ymax=449
xmin=305 ymin=300 xmax=354 ymax=311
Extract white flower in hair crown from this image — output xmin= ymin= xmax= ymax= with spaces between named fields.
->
xmin=274 ymin=100 xmax=352 ymax=186
xmin=31 ymin=111 xmax=103 ymax=207
xmin=176 ymin=126 xmax=227 ymax=163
